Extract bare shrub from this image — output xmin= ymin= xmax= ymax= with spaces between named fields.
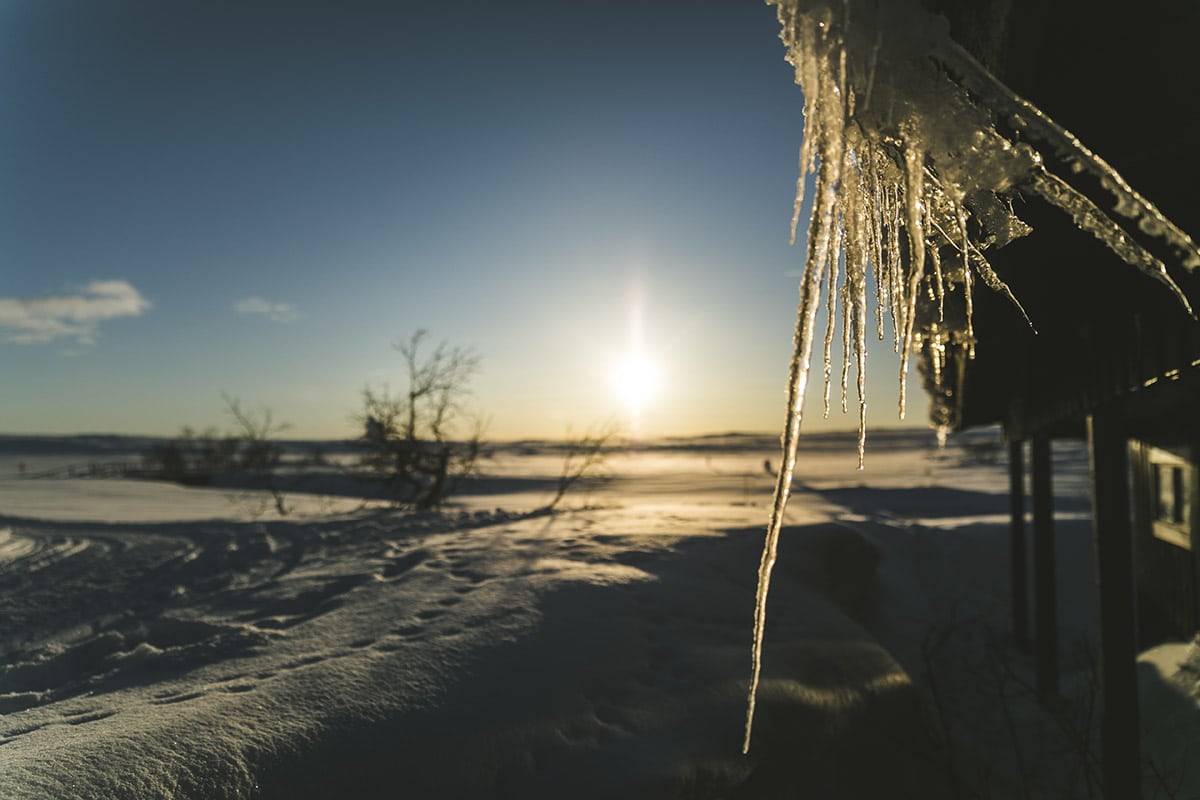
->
xmin=356 ymin=330 xmax=485 ymax=509
xmin=224 ymin=394 xmax=290 ymax=514
xmin=140 ymin=397 xmax=291 ymax=515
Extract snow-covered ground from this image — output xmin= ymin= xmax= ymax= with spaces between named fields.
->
xmin=1 ymin=431 xmax=1196 ymax=798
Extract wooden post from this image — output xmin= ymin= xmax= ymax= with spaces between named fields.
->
xmin=1010 ymin=440 xmax=1030 ymax=651
xmin=1191 ymin=430 xmax=1200 ymax=639
xmin=1031 ymin=436 xmax=1058 ymax=701
xmin=1088 ymin=413 xmax=1141 ymax=800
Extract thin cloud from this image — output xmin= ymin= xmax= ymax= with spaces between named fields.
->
xmin=0 ymin=280 xmax=150 ymax=345
xmin=234 ymin=296 xmax=299 ymax=323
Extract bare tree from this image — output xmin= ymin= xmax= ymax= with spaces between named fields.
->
xmin=544 ymin=423 xmax=618 ymax=511
xmin=224 ymin=394 xmax=290 ymax=515
xmin=357 ymin=330 xmax=485 ymax=509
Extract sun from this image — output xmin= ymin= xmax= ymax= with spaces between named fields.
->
xmin=612 ymin=355 xmax=659 ymax=415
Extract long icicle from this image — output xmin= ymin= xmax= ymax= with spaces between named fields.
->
xmin=744 ymin=22 xmax=846 ymax=755
xmin=886 ymin=183 xmax=905 ymax=352
xmin=788 ymin=13 xmax=822 ymax=246
xmin=841 ymin=225 xmax=854 ymax=415
xmin=897 ymin=136 xmax=927 ymax=419
xmin=844 ymin=148 xmax=870 ymax=468
xmin=822 ymin=231 xmax=843 ymax=418
xmin=866 ymin=143 xmax=887 ymax=342
xmin=1030 ymin=169 xmax=1194 ymax=317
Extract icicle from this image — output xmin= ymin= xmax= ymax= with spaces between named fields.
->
xmin=933 ymin=216 xmax=1033 ymax=331
xmin=789 ymin=14 xmax=824 ymax=246
xmin=845 ymin=165 xmax=870 ymax=468
xmin=866 ymin=144 xmax=887 ymax=342
xmin=840 ymin=230 xmax=853 ymax=415
xmin=744 ymin=13 xmax=847 ymax=755
xmin=842 ymin=147 xmax=869 ymax=419
xmin=855 ymin=289 xmax=868 ymax=470
xmin=929 ymin=241 xmax=944 ymax=322
xmin=897 ymin=136 xmax=927 ymax=420
xmin=883 ymin=183 xmax=904 ymax=352
xmin=822 ymin=232 xmax=843 ymax=418
xmin=928 ymin=322 xmax=944 ymax=389
xmin=1030 ymin=170 xmax=1195 ymax=318
xmin=888 ymin=184 xmax=905 ymax=352
xmin=928 ymin=170 xmax=1034 ymax=329
xmin=743 ymin=162 xmax=839 ymax=754
xmin=790 ymin=151 xmax=810 ymax=248
xmin=968 ymin=247 xmax=1035 ymax=331
xmin=821 ymin=20 xmax=852 ymax=420
xmin=957 ymin=204 xmax=976 ymax=357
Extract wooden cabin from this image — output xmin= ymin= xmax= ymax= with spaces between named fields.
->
xmin=923 ymin=1 xmax=1200 ymax=797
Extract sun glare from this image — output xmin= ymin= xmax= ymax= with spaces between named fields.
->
xmin=613 ymin=355 xmax=659 ymax=414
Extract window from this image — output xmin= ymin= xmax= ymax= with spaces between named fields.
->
xmin=1147 ymin=446 xmax=1195 ymax=550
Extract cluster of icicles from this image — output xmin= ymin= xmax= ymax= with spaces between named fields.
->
xmin=744 ymin=0 xmax=1200 ymax=753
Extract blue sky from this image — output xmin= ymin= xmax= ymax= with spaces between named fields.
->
xmin=1 ymin=0 xmax=925 ymax=439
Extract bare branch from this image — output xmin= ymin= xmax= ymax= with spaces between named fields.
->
xmin=545 ymin=422 xmax=620 ymax=510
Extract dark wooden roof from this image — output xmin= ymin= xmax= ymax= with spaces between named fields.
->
xmin=925 ymin=0 xmax=1200 ymax=438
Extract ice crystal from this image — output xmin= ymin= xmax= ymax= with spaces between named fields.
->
xmin=745 ymin=0 xmax=1200 ymax=753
